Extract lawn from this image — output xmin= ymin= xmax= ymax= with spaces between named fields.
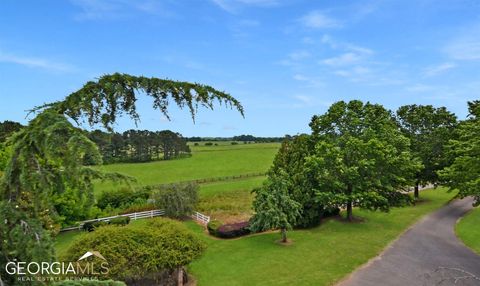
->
xmin=94 ymin=143 xmax=279 ymax=194
xmin=187 ymin=188 xmax=456 ymax=286
xmin=456 ymin=206 xmax=480 ymax=254
xmin=54 ymin=188 xmax=456 ymax=285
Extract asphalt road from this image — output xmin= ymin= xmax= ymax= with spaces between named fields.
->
xmin=337 ymin=197 xmax=480 ymax=286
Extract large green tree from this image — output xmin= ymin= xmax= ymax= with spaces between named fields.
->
xmin=268 ymin=134 xmax=326 ymax=227
xmin=396 ymin=105 xmax=457 ymax=199
xmin=0 ymin=73 xmax=243 ymax=285
xmin=307 ymin=100 xmax=419 ymax=221
xmin=250 ymin=170 xmax=302 ymax=243
xmin=439 ymin=101 xmax=480 ymax=206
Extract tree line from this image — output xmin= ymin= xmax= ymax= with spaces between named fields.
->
xmin=251 ymin=100 xmax=479 ymax=243
xmin=187 ymin=134 xmax=288 ymax=143
xmin=87 ymin=129 xmax=191 ymax=164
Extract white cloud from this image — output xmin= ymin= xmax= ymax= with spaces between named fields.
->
xmin=292 ymin=94 xmax=332 ymax=108
xmin=211 ymin=0 xmax=279 ymax=13
xmin=423 ymin=62 xmax=456 ymax=77
xmin=444 ymin=24 xmax=480 ymax=61
xmin=0 ymin=51 xmax=74 ymax=72
xmin=405 ymin=84 xmax=434 ymax=93
xmin=299 ymin=11 xmax=340 ymax=29
xmin=292 ymin=74 xmax=324 ymax=87
xmin=321 ymin=53 xmax=361 ymax=66
xmin=71 ymin=0 xmax=173 ymax=20
xmin=288 ymin=50 xmax=310 ymax=61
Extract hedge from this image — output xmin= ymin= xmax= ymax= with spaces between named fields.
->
xmin=62 ymin=218 xmax=205 ymax=282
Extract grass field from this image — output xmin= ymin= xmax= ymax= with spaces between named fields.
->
xmin=456 ymin=206 xmax=480 ymax=254
xmin=187 ymin=188 xmax=456 ymax=286
xmin=198 ymin=176 xmax=265 ymax=222
xmin=94 ymin=143 xmax=279 ymax=194
xmin=55 ymin=188 xmax=456 ymax=285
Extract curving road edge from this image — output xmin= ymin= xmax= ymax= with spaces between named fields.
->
xmin=336 ymin=197 xmax=480 ymax=286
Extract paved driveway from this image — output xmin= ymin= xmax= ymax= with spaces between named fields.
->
xmin=337 ymin=197 xmax=480 ymax=286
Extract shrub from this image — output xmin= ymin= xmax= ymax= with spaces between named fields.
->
xmin=231 ymin=141 xmax=238 ymax=145
xmin=109 ymin=216 xmax=130 ymax=226
xmin=204 ymin=142 xmax=213 ymax=146
xmin=216 ymin=221 xmax=250 ymax=238
xmin=97 ymin=188 xmax=149 ymax=210
xmin=194 ymin=142 xmax=199 ymax=146
xmin=62 ymin=218 xmax=205 ymax=283
xmin=52 ymin=280 xmax=126 ymax=286
xmin=152 ymin=183 xmax=198 ymax=218
xmin=82 ymin=220 xmax=108 ymax=232
xmin=207 ymin=219 xmax=223 ymax=236
xmin=322 ymin=207 xmax=340 ymax=218
xmin=119 ymin=203 xmax=156 ymax=214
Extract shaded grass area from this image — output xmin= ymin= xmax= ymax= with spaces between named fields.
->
xmin=94 ymin=143 xmax=278 ymax=195
xmin=456 ymin=206 xmax=480 ymax=254
xmin=187 ymin=188 xmax=456 ymax=286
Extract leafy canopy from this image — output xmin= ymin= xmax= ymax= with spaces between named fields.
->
xmin=439 ymin=101 xmax=480 ymax=206
xmin=396 ymin=104 xmax=457 ymax=187
xmin=307 ymin=100 xmax=419 ymax=219
xmin=32 ymin=73 xmax=244 ymax=131
xmin=250 ymin=170 xmax=302 ymax=241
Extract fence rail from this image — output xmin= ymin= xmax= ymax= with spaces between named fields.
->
xmin=60 ymin=209 xmax=210 ymax=232
xmin=192 ymin=211 xmax=210 ymax=224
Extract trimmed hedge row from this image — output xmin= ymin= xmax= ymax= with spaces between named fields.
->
xmin=82 ymin=216 xmax=130 ymax=232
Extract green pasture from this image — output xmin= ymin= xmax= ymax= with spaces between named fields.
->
xmin=94 ymin=143 xmax=279 ymax=194
xmin=456 ymin=206 xmax=480 ymax=254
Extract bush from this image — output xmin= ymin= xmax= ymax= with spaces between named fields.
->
xmin=207 ymin=219 xmax=223 ymax=236
xmin=152 ymin=183 xmax=198 ymax=218
xmin=109 ymin=216 xmax=130 ymax=226
xmin=193 ymin=142 xmax=199 ymax=146
xmin=119 ymin=203 xmax=156 ymax=214
xmin=322 ymin=207 xmax=340 ymax=218
xmin=231 ymin=141 xmax=238 ymax=145
xmin=216 ymin=221 xmax=250 ymax=238
xmin=204 ymin=142 xmax=213 ymax=146
xmin=52 ymin=280 xmax=126 ymax=286
xmin=62 ymin=218 xmax=205 ymax=283
xmin=82 ymin=220 xmax=108 ymax=232
xmin=97 ymin=188 xmax=149 ymax=210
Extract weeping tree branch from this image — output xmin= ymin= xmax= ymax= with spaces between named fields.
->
xmin=30 ymin=73 xmax=244 ymax=131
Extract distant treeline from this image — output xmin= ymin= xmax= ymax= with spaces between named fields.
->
xmin=187 ymin=134 xmax=290 ymax=143
xmin=87 ymin=129 xmax=190 ymax=164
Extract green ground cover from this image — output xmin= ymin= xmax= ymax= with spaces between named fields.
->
xmin=187 ymin=188 xmax=456 ymax=286
xmin=456 ymin=206 xmax=480 ymax=254
xmin=94 ymin=143 xmax=279 ymax=194
xmin=56 ymin=188 xmax=456 ymax=286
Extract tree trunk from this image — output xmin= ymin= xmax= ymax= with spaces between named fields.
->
xmin=414 ymin=181 xmax=419 ymax=199
xmin=177 ymin=266 xmax=183 ymax=286
xmin=346 ymin=184 xmax=353 ymax=221
xmin=346 ymin=201 xmax=353 ymax=221
xmin=281 ymin=228 xmax=287 ymax=243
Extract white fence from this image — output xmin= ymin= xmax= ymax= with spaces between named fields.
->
xmin=192 ymin=211 xmax=210 ymax=224
xmin=61 ymin=209 xmax=210 ymax=232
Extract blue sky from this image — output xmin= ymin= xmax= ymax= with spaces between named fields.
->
xmin=1 ymin=0 xmax=479 ymax=136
